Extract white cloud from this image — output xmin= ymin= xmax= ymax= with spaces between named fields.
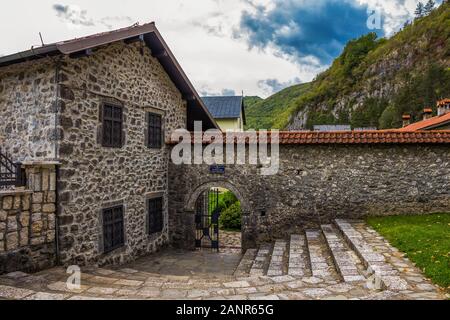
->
xmin=358 ymin=0 xmax=439 ymax=35
xmin=1 ymin=0 xmax=431 ymax=98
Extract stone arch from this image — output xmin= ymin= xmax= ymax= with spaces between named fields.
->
xmin=184 ymin=180 xmax=250 ymax=214
xmin=181 ymin=179 xmax=255 ymax=251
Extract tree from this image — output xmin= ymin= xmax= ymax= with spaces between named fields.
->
xmin=403 ymin=20 xmax=411 ymax=29
xmin=379 ymin=104 xmax=400 ymax=129
xmin=424 ymin=0 xmax=436 ymax=14
xmin=340 ymin=33 xmax=379 ymax=77
xmin=415 ymin=2 xmax=425 ymax=18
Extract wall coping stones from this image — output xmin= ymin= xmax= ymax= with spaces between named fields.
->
xmin=21 ymin=161 xmax=60 ymax=167
xmin=0 ymin=189 xmax=33 ymax=197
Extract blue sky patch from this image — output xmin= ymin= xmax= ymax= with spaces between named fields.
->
xmin=239 ymin=0 xmax=385 ymax=65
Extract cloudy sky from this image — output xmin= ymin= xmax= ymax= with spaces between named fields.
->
xmin=0 ymin=0 xmax=436 ymax=98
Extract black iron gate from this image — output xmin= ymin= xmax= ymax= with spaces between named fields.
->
xmin=0 ymin=148 xmax=25 ymax=189
xmin=195 ymin=189 xmax=220 ymax=251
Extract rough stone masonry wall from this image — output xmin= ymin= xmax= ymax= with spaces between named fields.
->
xmin=0 ymin=163 xmax=57 ymax=274
xmin=169 ymin=144 xmax=450 ymax=250
xmin=56 ymin=41 xmax=187 ymax=266
xmin=0 ymin=58 xmax=58 ymax=160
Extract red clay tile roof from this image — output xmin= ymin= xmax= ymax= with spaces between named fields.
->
xmin=169 ymin=131 xmax=450 ymax=145
xmin=437 ymin=99 xmax=450 ymax=106
xmin=398 ymin=113 xmax=450 ymax=131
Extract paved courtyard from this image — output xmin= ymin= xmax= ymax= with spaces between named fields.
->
xmin=0 ymin=220 xmax=447 ymax=300
xmin=119 ymin=249 xmax=242 ymax=276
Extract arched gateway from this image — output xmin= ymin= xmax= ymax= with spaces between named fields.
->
xmin=183 ymin=180 xmax=252 ymax=252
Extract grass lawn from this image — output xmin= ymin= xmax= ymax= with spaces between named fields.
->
xmin=367 ymin=213 xmax=450 ymax=292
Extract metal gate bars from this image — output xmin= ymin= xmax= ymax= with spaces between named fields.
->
xmin=195 ymin=188 xmax=220 ymax=251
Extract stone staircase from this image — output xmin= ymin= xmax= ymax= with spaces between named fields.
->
xmin=334 ymin=219 xmax=408 ymax=291
xmin=0 ymin=219 xmax=444 ymax=300
xmin=234 ymin=219 xmax=371 ymax=285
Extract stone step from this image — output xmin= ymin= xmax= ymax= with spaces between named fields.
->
xmin=305 ymin=230 xmax=338 ymax=280
xmin=321 ymin=224 xmax=366 ymax=283
xmin=267 ymin=240 xmax=287 ymax=276
xmin=234 ymin=249 xmax=258 ymax=276
xmin=249 ymin=243 xmax=273 ymax=276
xmin=287 ymin=234 xmax=310 ymax=277
xmin=334 ymin=219 xmax=407 ymax=291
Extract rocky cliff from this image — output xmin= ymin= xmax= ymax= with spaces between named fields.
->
xmin=248 ymin=3 xmax=450 ymax=130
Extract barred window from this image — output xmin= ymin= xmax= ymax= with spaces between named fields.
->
xmin=103 ymin=205 xmax=125 ymax=253
xmin=148 ymin=197 xmax=163 ymax=235
xmin=147 ymin=112 xmax=162 ymax=149
xmin=102 ymin=104 xmax=123 ymax=148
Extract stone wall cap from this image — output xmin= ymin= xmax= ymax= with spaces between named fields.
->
xmin=0 ymin=188 xmax=33 ymax=196
xmin=21 ymin=161 xmax=61 ymax=166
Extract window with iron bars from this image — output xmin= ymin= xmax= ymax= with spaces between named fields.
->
xmin=102 ymin=205 xmax=125 ymax=253
xmin=147 ymin=112 xmax=162 ymax=149
xmin=148 ymin=197 xmax=163 ymax=235
xmin=102 ymin=104 xmax=123 ymax=148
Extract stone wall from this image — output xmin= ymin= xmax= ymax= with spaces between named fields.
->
xmin=1 ymin=40 xmax=188 ymax=267
xmin=0 ymin=58 xmax=58 ymax=160
xmin=169 ymin=144 xmax=450 ymax=250
xmin=55 ymin=42 xmax=187 ymax=266
xmin=0 ymin=163 xmax=57 ymax=274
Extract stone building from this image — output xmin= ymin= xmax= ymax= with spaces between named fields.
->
xmin=0 ymin=23 xmax=217 ymax=271
xmin=1 ymin=23 xmax=450 ymax=274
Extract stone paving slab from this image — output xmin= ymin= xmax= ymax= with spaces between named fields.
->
xmin=267 ymin=240 xmax=287 ymax=276
xmin=305 ymin=230 xmax=338 ymax=280
xmin=288 ymin=234 xmax=310 ymax=277
xmin=0 ymin=285 xmax=35 ymax=299
xmin=249 ymin=244 xmax=272 ymax=276
xmin=234 ymin=249 xmax=257 ymax=276
xmin=321 ymin=224 xmax=366 ymax=283
xmin=24 ymin=292 xmax=69 ymax=300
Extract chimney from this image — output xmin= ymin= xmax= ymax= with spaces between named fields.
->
xmin=423 ymin=108 xmax=433 ymax=120
xmin=437 ymin=99 xmax=450 ymax=116
xmin=402 ymin=114 xmax=411 ymax=127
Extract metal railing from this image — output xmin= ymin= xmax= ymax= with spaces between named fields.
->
xmin=0 ymin=148 xmax=26 ymax=189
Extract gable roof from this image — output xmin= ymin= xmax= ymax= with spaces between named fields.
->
xmin=201 ymin=96 xmax=246 ymax=124
xmin=0 ymin=23 xmax=218 ymax=131
xmin=398 ymin=112 xmax=450 ymax=131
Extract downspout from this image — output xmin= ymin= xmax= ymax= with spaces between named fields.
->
xmin=53 ymin=58 xmax=61 ymax=266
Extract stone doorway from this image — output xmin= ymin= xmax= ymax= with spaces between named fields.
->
xmin=194 ymin=187 xmax=243 ymax=253
xmin=184 ymin=180 xmax=251 ymax=253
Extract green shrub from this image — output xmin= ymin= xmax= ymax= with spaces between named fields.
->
xmin=221 ymin=191 xmax=238 ymax=207
xmin=219 ymin=202 xmax=242 ymax=231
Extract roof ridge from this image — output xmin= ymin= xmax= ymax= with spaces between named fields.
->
xmin=55 ymin=22 xmax=154 ymax=46
xmin=399 ymin=112 xmax=450 ymax=131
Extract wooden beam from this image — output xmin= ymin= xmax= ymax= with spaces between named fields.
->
xmin=124 ymin=34 xmax=145 ymax=44
xmin=69 ymin=48 xmax=94 ymax=59
xmin=152 ymin=50 xmax=168 ymax=59
xmin=183 ymin=94 xmax=196 ymax=101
